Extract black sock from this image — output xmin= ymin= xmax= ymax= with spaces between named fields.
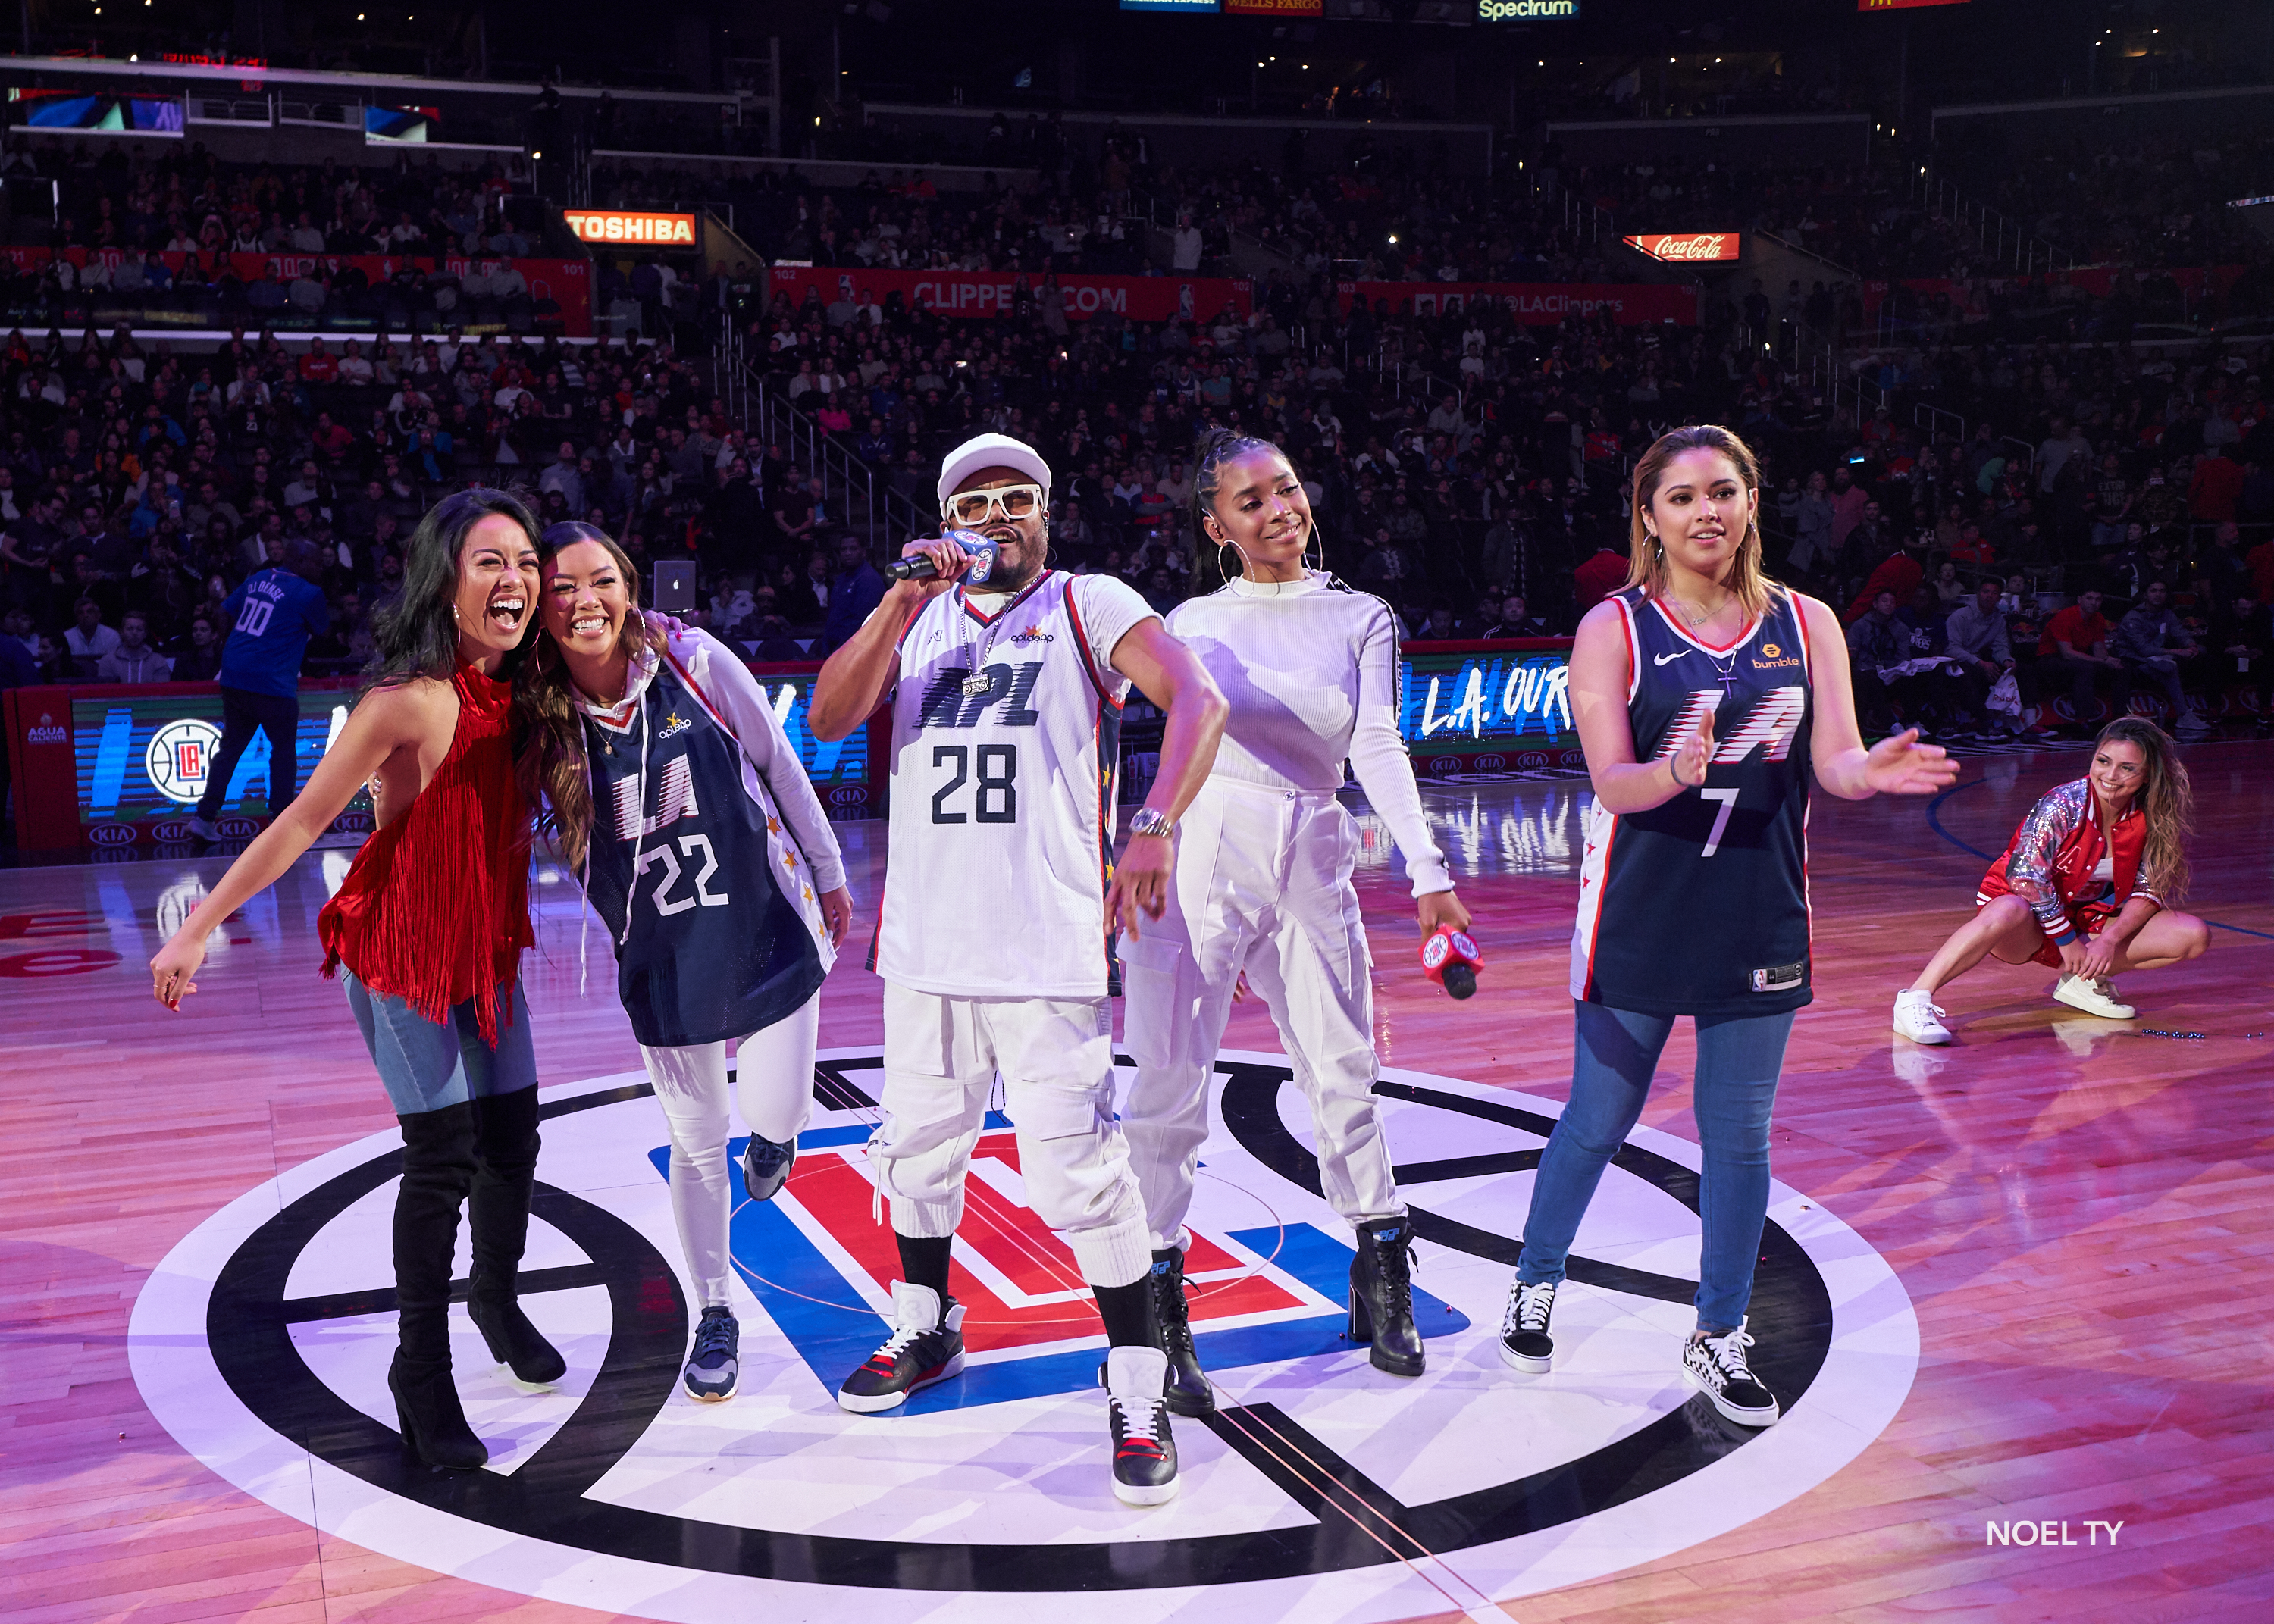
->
xmin=1092 ymin=1277 xmax=1155 ymax=1348
xmin=896 ymin=1233 xmax=953 ymax=1303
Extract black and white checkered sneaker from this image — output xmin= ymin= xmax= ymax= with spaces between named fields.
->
xmin=1681 ymin=1318 xmax=1780 ymax=1426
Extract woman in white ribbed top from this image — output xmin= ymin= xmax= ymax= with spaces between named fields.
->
xmin=1120 ymin=430 xmax=1471 ymax=1411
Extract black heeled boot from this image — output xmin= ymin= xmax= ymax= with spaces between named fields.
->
xmin=393 ymin=1103 xmax=487 ymax=1472
xmin=1347 ymin=1216 xmax=1426 ymax=1376
xmin=466 ymin=1084 xmax=566 ymax=1385
xmin=1148 ymin=1247 xmax=1215 ymax=1416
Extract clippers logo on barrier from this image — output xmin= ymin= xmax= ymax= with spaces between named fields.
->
xmin=1624 ymin=232 xmax=1742 ymax=263
xmin=146 ymin=718 xmax=223 ymax=804
xmin=562 ymin=209 xmax=697 ymax=246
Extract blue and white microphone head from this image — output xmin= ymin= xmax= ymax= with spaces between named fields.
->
xmin=945 ymin=529 xmax=997 ymax=584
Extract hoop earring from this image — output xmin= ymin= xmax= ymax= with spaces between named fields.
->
xmin=1304 ymin=518 xmax=1324 ymax=577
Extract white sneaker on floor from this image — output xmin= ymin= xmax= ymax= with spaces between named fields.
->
xmin=1892 ymin=988 xmax=1953 ymax=1044
xmin=2175 ymin=712 xmax=2211 ymax=736
xmin=2052 ymin=975 xmax=2135 ymax=1019
xmin=186 ymin=815 xmax=221 ymax=843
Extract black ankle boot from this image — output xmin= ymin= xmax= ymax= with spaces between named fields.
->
xmin=394 ymin=1103 xmax=486 ymax=1471
xmin=1347 ymin=1216 xmax=1425 ymax=1376
xmin=1148 ymin=1247 xmax=1215 ymax=1417
xmin=466 ymin=1084 xmax=566 ymax=1385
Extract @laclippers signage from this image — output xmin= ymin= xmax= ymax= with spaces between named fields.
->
xmin=1624 ymin=233 xmax=1741 ymax=264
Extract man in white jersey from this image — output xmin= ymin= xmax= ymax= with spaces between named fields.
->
xmin=809 ymin=433 xmax=1227 ymax=1505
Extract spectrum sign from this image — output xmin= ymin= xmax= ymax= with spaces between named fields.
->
xmin=1479 ymin=0 xmax=1578 ymax=19
xmin=1624 ymin=233 xmax=1742 ymax=263
xmin=562 ymin=209 xmax=698 ymax=246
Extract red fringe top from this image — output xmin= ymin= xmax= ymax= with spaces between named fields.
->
xmin=318 ymin=662 xmax=533 ymax=1045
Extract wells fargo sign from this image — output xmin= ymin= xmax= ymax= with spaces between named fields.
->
xmin=562 ymin=210 xmax=698 ymax=246
xmin=1623 ymin=233 xmax=1741 ymax=263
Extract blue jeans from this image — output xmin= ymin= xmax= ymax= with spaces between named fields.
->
xmin=1516 ymin=1001 xmax=1796 ymax=1334
xmin=341 ymin=969 xmax=538 ymax=1117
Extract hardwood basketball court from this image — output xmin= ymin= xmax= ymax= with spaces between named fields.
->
xmin=5 ymin=737 xmax=2270 ymax=1622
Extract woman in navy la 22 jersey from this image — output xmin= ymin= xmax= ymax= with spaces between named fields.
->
xmin=1496 ymin=426 xmax=1957 ymax=1427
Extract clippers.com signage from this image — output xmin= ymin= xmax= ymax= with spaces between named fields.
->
xmin=562 ymin=210 xmax=699 ymax=246
xmin=771 ymin=265 xmax=1252 ymax=324
xmin=1624 ymin=233 xmax=1741 ymax=264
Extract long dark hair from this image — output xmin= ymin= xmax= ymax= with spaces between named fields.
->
xmin=2094 ymin=715 xmax=2193 ymax=903
xmin=362 ymin=487 xmax=542 ymax=695
xmin=515 ymin=521 xmax=665 ymax=874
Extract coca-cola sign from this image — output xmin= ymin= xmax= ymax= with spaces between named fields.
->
xmin=1623 ymin=233 xmax=1741 ymax=263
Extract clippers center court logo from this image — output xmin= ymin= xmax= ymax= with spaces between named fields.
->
xmin=145 ymin=718 xmax=224 ymax=803
xmin=131 ymin=1052 xmax=1915 ymax=1622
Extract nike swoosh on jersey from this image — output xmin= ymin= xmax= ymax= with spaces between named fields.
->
xmin=1653 ymin=649 xmax=1689 ymax=665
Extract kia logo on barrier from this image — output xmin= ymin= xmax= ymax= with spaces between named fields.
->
xmin=150 ymin=820 xmax=191 ymax=843
xmin=1558 ymin=749 xmax=1588 ymax=770
xmin=87 ymin=823 xmax=137 ymax=846
xmin=827 ymin=786 xmax=869 ymax=809
xmin=1517 ymin=751 xmax=1550 ymax=770
xmin=1624 ymin=233 xmax=1741 ymax=262
xmin=1473 ymin=754 xmax=1507 ymax=772
xmin=1427 ymin=756 xmax=1463 ymax=775
xmin=217 ymin=817 xmax=262 ymax=840
xmin=332 ymin=812 xmax=374 ymax=834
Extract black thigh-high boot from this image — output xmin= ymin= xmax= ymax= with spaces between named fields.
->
xmin=1348 ymin=1216 xmax=1426 ymax=1376
xmin=465 ymin=1084 xmax=566 ymax=1385
xmin=390 ymin=1103 xmax=487 ymax=1471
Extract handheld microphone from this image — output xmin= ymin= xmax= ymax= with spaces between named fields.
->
xmin=885 ymin=530 xmax=997 ymax=584
xmin=1419 ymin=925 xmax=1483 ymax=1000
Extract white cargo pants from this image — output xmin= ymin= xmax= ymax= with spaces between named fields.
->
xmin=867 ymin=984 xmax=1153 ymax=1290
xmin=1120 ymin=776 xmax=1404 ymax=1252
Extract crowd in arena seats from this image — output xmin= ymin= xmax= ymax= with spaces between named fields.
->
xmin=722 ymin=242 xmax=2274 ymax=737
xmin=7 ymin=128 xmax=2274 ymax=756
xmin=0 ymin=321 xmax=745 ymax=693
xmin=0 ymin=142 xmax=568 ymax=333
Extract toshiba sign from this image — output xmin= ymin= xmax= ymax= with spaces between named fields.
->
xmin=562 ymin=210 xmax=698 ymax=246
xmin=1623 ymin=233 xmax=1741 ymax=263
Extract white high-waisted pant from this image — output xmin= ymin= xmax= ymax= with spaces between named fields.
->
xmin=866 ymin=984 xmax=1152 ymax=1290
xmin=643 ymin=990 xmax=822 ymax=1307
xmin=1120 ymin=776 xmax=1404 ymax=1251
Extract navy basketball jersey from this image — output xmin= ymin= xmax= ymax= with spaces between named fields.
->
xmin=1570 ymin=585 xmax=1815 ymax=1017
xmin=584 ymin=655 xmax=825 ymax=1048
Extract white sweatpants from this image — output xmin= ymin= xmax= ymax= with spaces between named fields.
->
xmin=1120 ymin=777 xmax=1403 ymax=1252
xmin=868 ymin=983 xmax=1151 ymax=1290
xmin=644 ymin=990 xmax=822 ymax=1308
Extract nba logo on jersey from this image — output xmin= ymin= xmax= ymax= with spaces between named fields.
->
xmin=683 ymin=1105 xmax=1466 ymax=1410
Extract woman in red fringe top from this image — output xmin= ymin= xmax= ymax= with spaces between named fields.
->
xmin=149 ymin=488 xmax=556 ymax=1473
xmin=1892 ymin=716 xmax=2210 ymax=1044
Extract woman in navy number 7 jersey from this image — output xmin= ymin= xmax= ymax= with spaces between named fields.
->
xmin=518 ymin=524 xmax=854 ymax=1407
xmin=1496 ymin=427 xmax=1956 ymax=1425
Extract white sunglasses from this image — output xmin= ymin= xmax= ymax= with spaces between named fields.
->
xmin=941 ymin=483 xmax=1045 ymax=527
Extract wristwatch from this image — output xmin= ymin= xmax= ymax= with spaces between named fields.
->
xmin=1128 ymin=806 xmax=1176 ymax=840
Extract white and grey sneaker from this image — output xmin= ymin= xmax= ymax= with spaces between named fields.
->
xmin=186 ymin=815 xmax=221 ymax=843
xmin=1892 ymin=988 xmax=1953 ymax=1044
xmin=1682 ymin=1319 xmax=1780 ymax=1427
xmin=1497 ymin=1279 xmax=1557 ymax=1373
xmin=2052 ymin=974 xmax=2135 ymax=1019
xmin=682 ymin=1305 xmax=740 ymax=1402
